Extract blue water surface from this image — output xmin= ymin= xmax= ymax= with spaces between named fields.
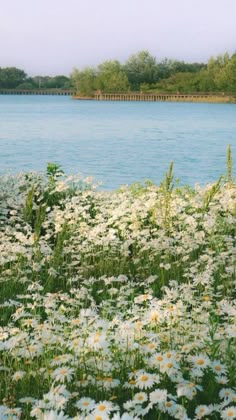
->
xmin=0 ymin=95 xmax=235 ymax=189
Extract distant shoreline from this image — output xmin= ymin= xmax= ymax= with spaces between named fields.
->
xmin=0 ymin=89 xmax=235 ymax=103
xmin=73 ymin=92 xmax=236 ymax=104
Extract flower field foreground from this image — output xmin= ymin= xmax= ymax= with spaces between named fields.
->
xmin=0 ymin=166 xmax=235 ymax=419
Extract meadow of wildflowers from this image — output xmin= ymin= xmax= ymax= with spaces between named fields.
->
xmin=0 ymin=158 xmax=235 ymax=419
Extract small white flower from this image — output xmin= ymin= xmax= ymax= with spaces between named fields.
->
xmin=133 ymin=392 xmax=148 ymax=404
xmin=92 ymin=400 xmax=116 ymax=416
xmin=52 ymin=367 xmax=74 ymax=383
xmin=75 ymin=397 xmax=96 ymax=412
xmin=12 ymin=370 xmax=26 ymax=381
xmin=149 ymin=388 xmax=168 ymax=404
xmin=221 ymin=406 xmax=236 ymax=419
xmin=42 ymin=411 xmax=71 ymax=420
xmin=135 ymin=370 xmax=159 ymax=389
xmin=195 ymin=404 xmax=212 ymax=418
xmin=189 ymin=354 xmax=210 ymax=369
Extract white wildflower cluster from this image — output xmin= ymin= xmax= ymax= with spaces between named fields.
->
xmin=0 ymin=172 xmax=235 ymax=419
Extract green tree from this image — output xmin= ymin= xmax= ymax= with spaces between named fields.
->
xmin=70 ymin=67 xmax=96 ymax=96
xmin=153 ymin=72 xmax=201 ymax=93
xmin=0 ymin=67 xmax=27 ymax=88
xmin=124 ymin=50 xmax=159 ymax=90
xmin=45 ymin=75 xmax=71 ymax=89
xmin=219 ymin=53 xmax=236 ymax=91
xmin=15 ymin=81 xmax=36 ymax=90
xmin=156 ymin=59 xmax=206 ymax=81
xmin=96 ymin=60 xmax=130 ymax=92
xmin=205 ymin=53 xmax=230 ymax=91
xmin=32 ymin=76 xmax=51 ymax=89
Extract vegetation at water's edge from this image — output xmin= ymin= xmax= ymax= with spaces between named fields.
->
xmin=1 ymin=50 xmax=236 ymax=96
xmin=0 ymin=149 xmax=235 ymax=419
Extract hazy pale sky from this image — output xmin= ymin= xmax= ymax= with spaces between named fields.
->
xmin=0 ymin=0 xmax=236 ymax=76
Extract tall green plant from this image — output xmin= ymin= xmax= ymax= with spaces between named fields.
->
xmin=226 ymin=144 xmax=233 ymax=183
xmin=159 ymin=161 xmax=174 ymax=231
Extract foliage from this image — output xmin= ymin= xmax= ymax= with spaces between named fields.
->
xmin=96 ymin=60 xmax=130 ymax=92
xmin=0 ymin=67 xmax=27 ymax=89
xmin=226 ymin=145 xmax=233 ymax=183
xmin=151 ymin=53 xmax=236 ymax=93
xmin=31 ymin=75 xmax=71 ymax=89
xmin=70 ymin=66 xmax=97 ymax=96
xmin=123 ymin=50 xmax=159 ymax=90
xmin=0 ymin=67 xmax=71 ymax=90
xmin=0 ymin=153 xmax=235 ymax=418
xmin=2 ymin=51 xmax=236 ymax=94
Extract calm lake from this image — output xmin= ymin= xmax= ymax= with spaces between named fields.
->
xmin=0 ymin=95 xmax=235 ymax=189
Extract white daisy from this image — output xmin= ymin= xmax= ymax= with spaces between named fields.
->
xmin=149 ymin=388 xmax=168 ymax=404
xmin=221 ymin=406 xmax=236 ymax=419
xmin=92 ymin=400 xmax=116 ymax=416
xmin=133 ymin=392 xmax=148 ymax=404
xmin=195 ymin=404 xmax=212 ymax=418
xmin=189 ymin=354 xmax=210 ymax=369
xmin=135 ymin=370 xmax=159 ymax=389
xmin=52 ymin=367 xmax=74 ymax=383
xmin=75 ymin=397 xmax=96 ymax=412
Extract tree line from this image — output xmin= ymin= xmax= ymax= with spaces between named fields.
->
xmin=1 ymin=50 xmax=236 ymax=94
xmin=0 ymin=68 xmax=71 ymax=90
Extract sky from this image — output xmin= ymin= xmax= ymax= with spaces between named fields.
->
xmin=0 ymin=0 xmax=236 ymax=76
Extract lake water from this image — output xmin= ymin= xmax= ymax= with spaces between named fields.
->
xmin=0 ymin=95 xmax=235 ymax=189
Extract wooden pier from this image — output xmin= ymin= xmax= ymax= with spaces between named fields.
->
xmin=0 ymin=89 xmax=76 ymax=96
xmin=92 ymin=92 xmax=236 ymax=103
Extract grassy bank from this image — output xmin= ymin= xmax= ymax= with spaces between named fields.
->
xmin=0 ymin=158 xmax=235 ymax=419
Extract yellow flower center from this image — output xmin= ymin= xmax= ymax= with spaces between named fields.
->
xmin=165 ymin=401 xmax=172 ymax=407
xmin=149 ymin=343 xmax=155 ymax=349
xmin=151 ymin=312 xmax=158 ymax=321
xmin=137 ymin=395 xmax=144 ymax=401
xmin=166 ymin=362 xmax=173 ymax=368
xmin=196 ymin=359 xmax=205 ymax=365
xmin=82 ymin=401 xmax=89 ymax=406
xmin=60 ymin=369 xmax=68 ymax=375
xmin=95 ymin=417 xmax=103 ymax=420
xmin=226 ymin=410 xmax=234 ymax=417
xmin=98 ymin=405 xmax=106 ymax=411
xmin=8 ymin=409 xmax=16 ymax=414
xmin=156 ymin=355 xmax=163 ymax=362
xmin=214 ymin=365 xmax=221 ymax=371
xmin=140 ymin=375 xmax=148 ymax=382
xmin=72 ymin=318 xmax=80 ymax=324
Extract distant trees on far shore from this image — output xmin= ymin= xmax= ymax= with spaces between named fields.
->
xmin=71 ymin=50 xmax=236 ymax=95
xmin=70 ymin=50 xmax=207 ymax=95
xmin=1 ymin=50 xmax=236 ymax=94
xmin=0 ymin=68 xmax=71 ymax=90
